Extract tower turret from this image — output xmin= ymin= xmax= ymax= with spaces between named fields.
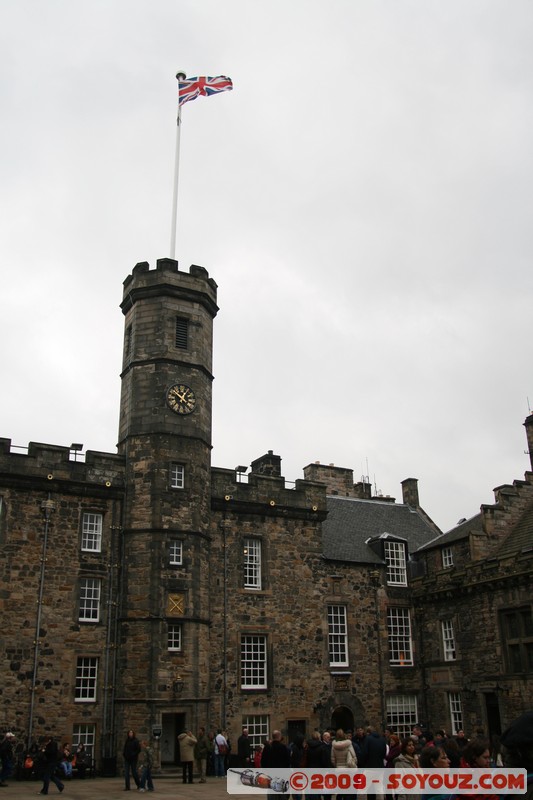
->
xmin=116 ymin=258 xmax=218 ymax=741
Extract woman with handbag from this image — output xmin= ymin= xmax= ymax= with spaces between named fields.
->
xmin=332 ymin=729 xmax=358 ymax=800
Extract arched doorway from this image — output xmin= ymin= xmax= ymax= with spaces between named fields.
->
xmin=331 ymin=705 xmax=354 ymax=733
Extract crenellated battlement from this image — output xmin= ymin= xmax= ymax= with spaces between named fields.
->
xmin=211 ymin=464 xmax=327 ymax=518
xmin=0 ymin=438 xmax=125 ymax=489
xmin=121 ymin=258 xmax=218 ymax=316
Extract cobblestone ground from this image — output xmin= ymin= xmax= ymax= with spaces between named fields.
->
xmin=1 ymin=777 xmax=251 ymax=800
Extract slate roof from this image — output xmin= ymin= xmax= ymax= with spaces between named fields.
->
xmin=492 ymin=500 xmax=533 ymax=559
xmin=322 ymin=495 xmax=439 ymax=564
xmin=415 ymin=513 xmax=483 ymax=552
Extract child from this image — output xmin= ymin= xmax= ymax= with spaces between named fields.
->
xmin=138 ymin=740 xmax=154 ymax=792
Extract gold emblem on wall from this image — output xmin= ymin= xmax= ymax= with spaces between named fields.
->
xmin=167 ymin=593 xmax=184 ymax=616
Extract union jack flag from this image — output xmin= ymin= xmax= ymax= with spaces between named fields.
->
xmin=178 ymin=75 xmax=233 ymax=107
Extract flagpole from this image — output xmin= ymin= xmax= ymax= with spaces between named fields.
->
xmin=170 ymin=71 xmax=186 ymax=260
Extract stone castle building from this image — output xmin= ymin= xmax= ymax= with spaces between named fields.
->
xmin=0 ymin=258 xmax=531 ymax=770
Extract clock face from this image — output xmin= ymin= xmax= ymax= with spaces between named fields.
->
xmin=166 ymin=383 xmax=197 ymax=415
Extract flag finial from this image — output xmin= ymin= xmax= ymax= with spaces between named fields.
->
xmin=176 ymin=71 xmax=186 ymax=81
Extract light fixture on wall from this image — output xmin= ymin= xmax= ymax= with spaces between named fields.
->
xmin=236 ymin=465 xmax=248 ymax=483
xmin=70 ymin=443 xmax=84 ymax=461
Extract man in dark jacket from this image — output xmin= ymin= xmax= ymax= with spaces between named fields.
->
xmin=361 ymin=726 xmax=386 ymax=767
xmin=261 ymin=730 xmax=290 ymax=768
xmin=0 ymin=732 xmax=15 ymax=786
xmin=353 ymin=727 xmax=367 ymax=765
xmin=500 ymin=711 xmax=533 ymax=800
xmin=237 ymin=727 xmax=252 ymax=767
xmin=361 ymin=727 xmax=387 ymax=800
xmin=306 ymin=731 xmax=329 ymax=768
xmin=39 ymin=737 xmax=65 ymax=795
xmin=261 ymin=731 xmax=290 ymax=799
xmin=306 ymin=732 xmax=330 ymax=800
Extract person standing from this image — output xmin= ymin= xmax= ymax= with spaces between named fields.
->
xmin=0 ymin=732 xmax=15 ymax=787
xmin=39 ymin=736 xmax=64 ymax=795
xmin=123 ymin=729 xmax=141 ymax=791
xmin=362 ymin=727 xmax=387 ymax=800
xmin=214 ymin=730 xmax=228 ymax=778
xmin=138 ymin=740 xmax=154 ymax=792
xmin=385 ymin=734 xmax=401 ymax=768
xmin=418 ymin=745 xmax=451 ymax=800
xmin=290 ymin=733 xmax=306 ymax=800
xmin=194 ymin=727 xmax=211 ymax=783
xmin=321 ymin=730 xmax=334 ymax=800
xmin=178 ymin=729 xmax=197 ymax=784
xmin=500 ymin=711 xmax=533 ymax=800
xmin=237 ymin=727 xmax=252 ymax=768
xmin=460 ymin=739 xmax=500 ymax=800
xmin=394 ymin=738 xmax=420 ymax=800
xmin=331 ymin=730 xmax=357 ymax=800
xmin=261 ymin=731 xmax=290 ymax=800
xmin=353 ymin=727 xmax=367 ymax=765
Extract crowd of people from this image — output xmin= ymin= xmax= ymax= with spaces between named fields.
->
xmin=0 ymin=711 xmax=531 ymax=797
xmin=243 ymin=714 xmax=533 ymax=800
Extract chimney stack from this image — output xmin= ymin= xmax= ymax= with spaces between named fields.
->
xmin=401 ymin=477 xmax=419 ymax=508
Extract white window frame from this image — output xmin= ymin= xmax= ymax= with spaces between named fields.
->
xmin=170 ymin=540 xmax=183 ymax=566
xmin=387 ymin=607 xmax=414 ymax=666
xmin=386 ymin=694 xmax=418 ymax=739
xmin=384 ymin=540 xmax=407 ymax=586
xmin=170 ymin=463 xmax=185 ymax=489
xmin=244 ymin=538 xmax=262 ymax=590
xmin=81 ymin=513 xmax=102 ymax=553
xmin=442 ymin=619 xmax=456 ymax=661
xmin=442 ymin=546 xmax=454 ymax=569
xmin=241 ymin=635 xmax=267 ymax=689
xmin=75 ymin=657 xmax=98 ymax=703
xmin=168 ymin=623 xmax=182 ymax=651
xmin=448 ymin=692 xmax=463 ymax=735
xmin=242 ymin=715 xmax=270 ymax=750
xmin=79 ymin=578 xmax=101 ymax=622
xmin=72 ymin=724 xmax=96 ymax=757
xmin=328 ymin=605 xmax=349 ymax=667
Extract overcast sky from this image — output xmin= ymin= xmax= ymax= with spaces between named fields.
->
xmin=1 ymin=0 xmax=532 ymax=533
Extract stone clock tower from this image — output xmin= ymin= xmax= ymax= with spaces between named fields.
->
xmin=116 ymin=258 xmax=218 ymax=748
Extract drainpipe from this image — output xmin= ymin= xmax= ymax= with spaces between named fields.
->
xmin=102 ymin=498 xmax=121 ymax=760
xmin=222 ymin=514 xmax=228 ymax=728
xmin=27 ymin=495 xmax=56 ymax=750
xmin=370 ymin=570 xmax=386 ymax=726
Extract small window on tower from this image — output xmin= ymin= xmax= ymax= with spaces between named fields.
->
xmin=170 ymin=463 xmax=185 ymax=489
xmin=175 ymin=317 xmax=189 ymax=349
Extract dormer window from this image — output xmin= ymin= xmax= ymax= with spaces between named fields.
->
xmin=442 ymin=546 xmax=453 ymax=569
xmin=384 ymin=540 xmax=407 ymax=586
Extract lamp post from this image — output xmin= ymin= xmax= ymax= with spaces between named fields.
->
xmin=27 ymin=495 xmax=56 ymax=750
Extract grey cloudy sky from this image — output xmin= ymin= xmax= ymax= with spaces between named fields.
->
xmin=1 ymin=0 xmax=532 ymax=533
